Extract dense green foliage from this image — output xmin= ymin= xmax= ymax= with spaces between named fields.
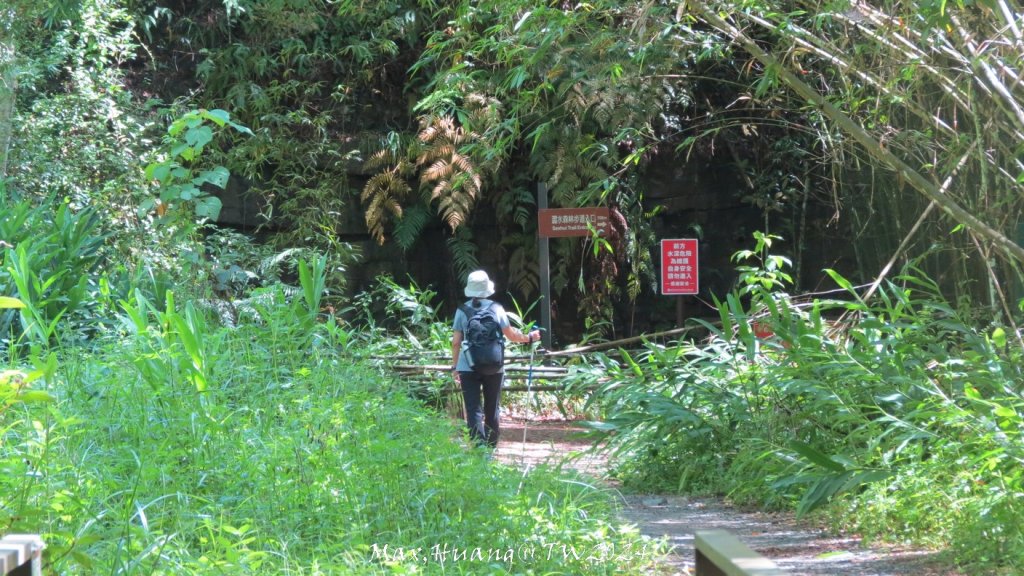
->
xmin=582 ymin=235 xmax=1024 ymax=571
xmin=5 ymin=0 xmax=1024 ymax=573
xmin=9 ymin=0 xmax=1024 ymax=329
xmin=0 ymin=197 xmax=104 ymax=345
xmin=1 ymin=270 xmax=664 ymax=575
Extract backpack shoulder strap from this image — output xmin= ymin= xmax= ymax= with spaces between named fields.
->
xmin=483 ymin=302 xmax=503 ymax=337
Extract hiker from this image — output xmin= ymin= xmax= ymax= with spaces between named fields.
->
xmin=451 ymin=270 xmax=540 ymax=449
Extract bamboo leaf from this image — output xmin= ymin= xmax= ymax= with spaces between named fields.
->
xmin=789 ymin=441 xmax=846 ymax=472
xmin=0 ymin=296 xmax=25 ymax=309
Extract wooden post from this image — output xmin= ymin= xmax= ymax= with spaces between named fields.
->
xmin=0 ymin=534 xmax=44 ymax=576
xmin=694 ymin=530 xmax=786 ymax=576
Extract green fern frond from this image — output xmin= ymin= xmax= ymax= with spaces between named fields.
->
xmin=503 ymin=237 xmax=538 ymax=298
xmin=495 ymin=184 xmax=536 ymax=229
xmin=393 ymin=202 xmax=431 ymax=251
xmin=258 ymin=247 xmax=302 ymax=275
xmin=446 ymin=228 xmax=479 ymax=279
xmin=627 ymin=271 xmax=642 ymax=301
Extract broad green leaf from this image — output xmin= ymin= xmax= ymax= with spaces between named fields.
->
xmin=0 ymin=296 xmax=25 ymax=308
xmin=620 ymin=348 xmax=644 ymax=378
xmin=790 ymin=441 xmax=846 ymax=472
xmin=146 ymin=162 xmax=171 ymax=183
xmin=994 ymin=405 xmax=1016 ymax=419
xmin=170 ymin=143 xmax=191 ymax=160
xmin=160 ymin=184 xmax=182 ymax=202
xmin=203 ymin=108 xmax=231 ymax=126
xmin=18 ymin=390 xmax=56 ymax=403
xmin=195 ymin=196 xmax=223 ymax=220
xmin=185 ymin=125 xmax=213 ymax=150
xmin=824 ymin=268 xmax=854 ymax=293
xmin=199 ymin=166 xmax=230 ymax=189
xmin=137 ymin=198 xmax=156 ymax=217
xmin=991 ymin=327 xmax=1007 ymax=348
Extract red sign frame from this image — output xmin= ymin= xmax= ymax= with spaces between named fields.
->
xmin=661 ymin=239 xmax=699 ymax=295
xmin=538 ymin=208 xmax=610 ymax=238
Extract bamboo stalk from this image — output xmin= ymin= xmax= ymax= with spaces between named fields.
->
xmin=950 ymin=15 xmax=1024 ymax=135
xmin=404 ymin=385 xmax=590 ymax=394
xmin=392 ymin=364 xmax=569 ymax=375
xmin=746 ymin=12 xmax=962 ymax=137
xmin=839 ymin=7 xmax=975 ymax=111
xmin=0 ymin=43 xmax=15 ymax=178
xmin=697 ymin=5 xmax=1024 ymax=264
xmin=862 ymin=141 xmax=975 ymax=303
xmin=543 ymin=327 xmax=694 ymax=357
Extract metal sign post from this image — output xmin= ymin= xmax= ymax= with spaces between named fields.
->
xmin=536 ymin=192 xmax=613 ymax=348
xmin=537 ymin=183 xmax=552 ymax=349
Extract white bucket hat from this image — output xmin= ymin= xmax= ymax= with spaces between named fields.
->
xmin=464 ymin=270 xmax=495 ymax=298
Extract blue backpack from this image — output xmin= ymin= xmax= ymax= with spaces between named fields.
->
xmin=459 ymin=301 xmax=505 ymax=375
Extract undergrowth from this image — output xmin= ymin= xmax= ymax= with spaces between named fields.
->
xmin=582 ymin=233 xmax=1024 ymax=573
xmin=1 ymin=281 xmax=665 ymax=574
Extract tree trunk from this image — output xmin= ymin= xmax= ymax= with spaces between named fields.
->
xmin=0 ymin=39 xmax=15 ymax=179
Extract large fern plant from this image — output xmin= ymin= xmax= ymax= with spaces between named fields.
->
xmin=416 ymin=115 xmax=482 ymax=232
xmin=361 ymin=98 xmax=502 ymax=247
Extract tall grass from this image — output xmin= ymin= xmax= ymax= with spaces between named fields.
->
xmin=1 ymin=271 xmax=664 ymax=574
xmin=584 ymin=239 xmax=1024 ymax=571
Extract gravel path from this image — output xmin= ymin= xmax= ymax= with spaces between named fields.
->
xmin=496 ymin=418 xmax=964 ymax=576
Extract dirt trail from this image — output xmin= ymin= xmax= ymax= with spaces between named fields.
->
xmin=496 ymin=418 xmax=963 ymax=576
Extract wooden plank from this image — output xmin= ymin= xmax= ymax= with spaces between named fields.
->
xmin=0 ymin=546 xmax=15 ymax=575
xmin=694 ymin=530 xmax=786 ymax=576
xmin=391 ymin=363 xmax=568 ymax=374
xmin=0 ymin=534 xmax=43 ymax=576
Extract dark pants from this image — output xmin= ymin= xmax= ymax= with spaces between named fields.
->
xmin=459 ymin=370 xmax=503 ymax=448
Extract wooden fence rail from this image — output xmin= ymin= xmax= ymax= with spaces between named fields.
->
xmin=694 ymin=530 xmax=786 ymax=576
xmin=0 ymin=535 xmax=44 ymax=576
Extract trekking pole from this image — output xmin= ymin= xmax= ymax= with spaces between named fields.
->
xmin=520 ymin=341 xmax=536 ymax=452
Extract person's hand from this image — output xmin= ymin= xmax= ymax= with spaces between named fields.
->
xmin=527 ymin=329 xmax=541 ymax=343
xmin=451 ymin=368 xmax=461 ymax=384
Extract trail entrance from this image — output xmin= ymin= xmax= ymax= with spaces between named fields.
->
xmin=387 ymin=333 xmax=964 ymax=575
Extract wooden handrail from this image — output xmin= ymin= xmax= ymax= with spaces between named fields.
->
xmin=695 ymin=530 xmax=786 ymax=576
xmin=0 ymin=534 xmax=44 ymax=576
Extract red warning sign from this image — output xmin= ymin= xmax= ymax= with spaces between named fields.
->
xmin=661 ymin=239 xmax=699 ymax=295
